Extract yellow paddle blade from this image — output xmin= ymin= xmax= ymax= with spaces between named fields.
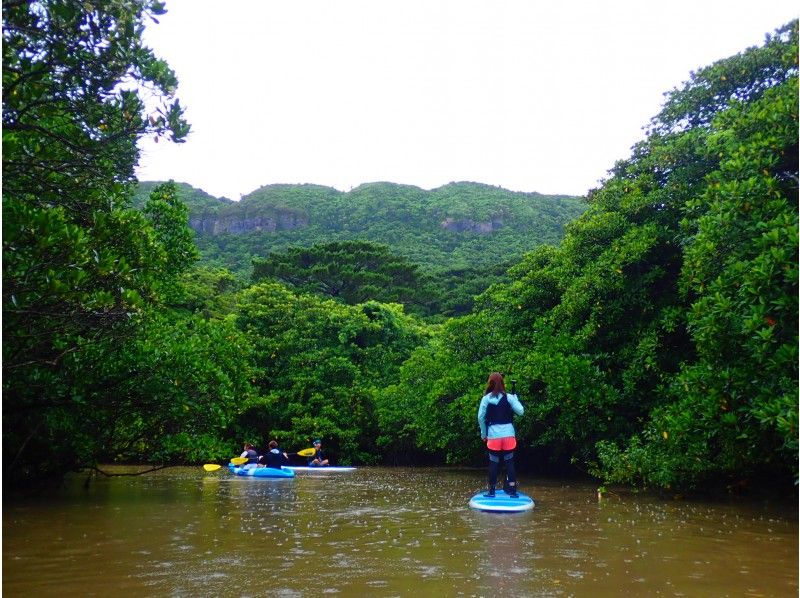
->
xmin=297 ymin=448 xmax=316 ymax=457
xmin=203 ymin=464 xmax=222 ymax=471
xmin=230 ymin=457 xmax=248 ymax=465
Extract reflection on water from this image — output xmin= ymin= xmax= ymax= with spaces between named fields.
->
xmin=3 ymin=467 xmax=797 ymax=596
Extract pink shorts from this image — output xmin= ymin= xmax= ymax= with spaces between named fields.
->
xmin=486 ymin=436 xmax=517 ymax=451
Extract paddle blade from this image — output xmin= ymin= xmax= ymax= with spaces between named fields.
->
xmin=230 ymin=457 xmax=248 ymax=465
xmin=203 ymin=464 xmax=222 ymax=471
xmin=297 ymin=448 xmax=316 ymax=457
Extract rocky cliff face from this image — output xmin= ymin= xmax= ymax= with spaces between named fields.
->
xmin=191 ymin=213 xmax=505 ymax=236
xmin=440 ymin=217 xmax=504 ymax=234
xmin=189 ymin=212 xmax=309 ymax=235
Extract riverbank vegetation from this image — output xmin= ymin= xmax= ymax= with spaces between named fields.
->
xmin=3 ymin=2 xmax=796 ymax=495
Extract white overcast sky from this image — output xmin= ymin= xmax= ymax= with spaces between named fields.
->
xmin=135 ymin=0 xmax=798 ymax=200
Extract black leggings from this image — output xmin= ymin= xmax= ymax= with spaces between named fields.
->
xmin=488 ymin=449 xmax=516 ymax=488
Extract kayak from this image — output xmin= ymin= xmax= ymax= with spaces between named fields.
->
xmin=285 ymin=466 xmax=356 ymax=473
xmin=228 ymin=464 xmax=295 ymax=478
xmin=468 ymin=489 xmax=535 ymax=512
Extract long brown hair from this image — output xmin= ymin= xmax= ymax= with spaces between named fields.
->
xmin=485 ymin=372 xmax=506 ymax=397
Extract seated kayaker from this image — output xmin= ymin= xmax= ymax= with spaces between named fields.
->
xmin=240 ymin=442 xmax=259 ymax=468
xmin=260 ymin=440 xmax=289 ymax=469
xmin=308 ymin=439 xmax=330 ymax=467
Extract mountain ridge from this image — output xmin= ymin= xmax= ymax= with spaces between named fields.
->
xmin=134 ymin=180 xmax=587 ymax=276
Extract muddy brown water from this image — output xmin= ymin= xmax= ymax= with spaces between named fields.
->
xmin=3 ymin=467 xmax=797 ymax=596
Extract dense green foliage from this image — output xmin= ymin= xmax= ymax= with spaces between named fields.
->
xmin=231 ymin=283 xmax=432 ymax=464
xmin=1 ymin=1 xmax=245 ymax=491
xmin=4 ymin=2 xmax=796 ymax=497
xmin=252 ymin=241 xmax=438 ymax=316
xmin=595 ymin=38 xmax=798 ymax=488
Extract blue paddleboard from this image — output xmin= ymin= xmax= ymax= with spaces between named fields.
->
xmin=285 ymin=466 xmax=356 ymax=473
xmin=469 ymin=489 xmax=534 ymax=512
xmin=228 ymin=465 xmax=295 ymax=478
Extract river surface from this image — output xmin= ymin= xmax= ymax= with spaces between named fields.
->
xmin=3 ymin=467 xmax=797 ymax=597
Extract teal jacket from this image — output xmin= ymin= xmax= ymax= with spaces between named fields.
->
xmin=478 ymin=393 xmax=524 ymax=439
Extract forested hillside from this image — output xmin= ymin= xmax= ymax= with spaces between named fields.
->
xmin=135 ymin=181 xmax=586 ymax=315
xmin=3 ymin=1 xmax=796 ymax=497
xmin=135 ymin=180 xmax=585 ymax=273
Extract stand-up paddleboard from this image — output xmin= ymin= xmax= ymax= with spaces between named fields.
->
xmin=228 ymin=464 xmax=295 ymax=478
xmin=285 ymin=466 xmax=356 ymax=473
xmin=469 ymin=489 xmax=534 ymax=512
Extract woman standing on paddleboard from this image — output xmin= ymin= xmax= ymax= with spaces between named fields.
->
xmin=478 ymin=372 xmax=524 ymax=497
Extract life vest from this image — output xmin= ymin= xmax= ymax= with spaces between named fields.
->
xmin=245 ymin=449 xmax=258 ymax=464
xmin=485 ymin=393 xmax=513 ymax=427
xmin=308 ymin=449 xmax=325 ymax=465
xmin=264 ymin=448 xmax=285 ymax=469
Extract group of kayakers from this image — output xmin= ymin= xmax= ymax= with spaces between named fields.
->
xmin=240 ymin=439 xmax=329 ymax=469
xmin=239 ymin=372 xmax=523 ymax=500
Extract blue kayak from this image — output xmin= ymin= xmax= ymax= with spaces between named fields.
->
xmin=228 ymin=465 xmax=295 ymax=478
xmin=469 ymin=489 xmax=535 ymax=512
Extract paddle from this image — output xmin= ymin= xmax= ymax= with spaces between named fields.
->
xmin=295 ymin=448 xmax=315 ymax=457
xmin=202 ymin=456 xmax=249 ymax=471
